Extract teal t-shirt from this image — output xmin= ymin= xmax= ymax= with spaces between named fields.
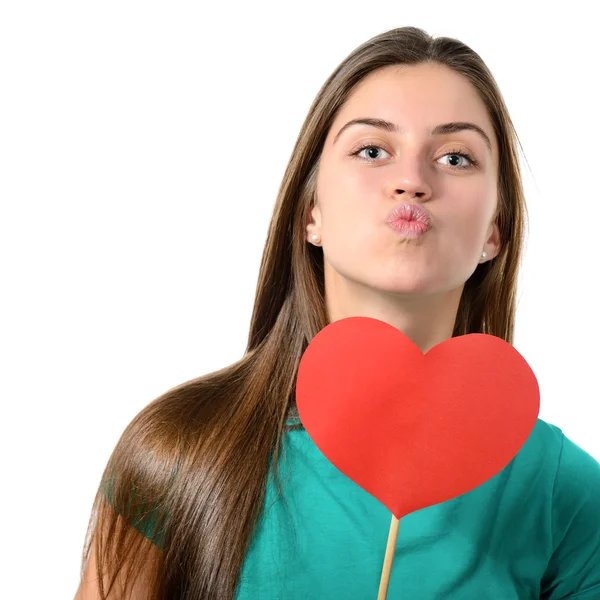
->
xmin=234 ymin=417 xmax=600 ymax=599
xmin=119 ymin=417 xmax=600 ymax=598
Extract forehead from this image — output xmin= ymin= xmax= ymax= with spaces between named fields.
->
xmin=328 ymin=63 xmax=494 ymax=147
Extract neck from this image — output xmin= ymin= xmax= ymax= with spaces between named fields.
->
xmin=324 ymin=276 xmax=463 ymax=354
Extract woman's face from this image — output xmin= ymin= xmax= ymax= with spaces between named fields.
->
xmin=308 ymin=62 xmax=501 ymax=300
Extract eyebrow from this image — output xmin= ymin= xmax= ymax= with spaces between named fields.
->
xmin=332 ymin=118 xmax=493 ymax=153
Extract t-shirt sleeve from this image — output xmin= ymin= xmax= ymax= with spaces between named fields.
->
xmin=540 ymin=429 xmax=600 ymax=599
xmin=101 ymin=477 xmax=167 ymax=550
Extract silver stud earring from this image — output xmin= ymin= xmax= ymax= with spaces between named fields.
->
xmin=310 ymin=234 xmax=321 ymax=244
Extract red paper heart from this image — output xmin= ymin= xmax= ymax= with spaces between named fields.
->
xmin=296 ymin=317 xmax=540 ymax=519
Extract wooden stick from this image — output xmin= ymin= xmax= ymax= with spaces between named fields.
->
xmin=377 ymin=515 xmax=400 ymax=599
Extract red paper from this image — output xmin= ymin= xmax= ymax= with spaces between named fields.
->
xmin=296 ymin=316 xmax=540 ymax=519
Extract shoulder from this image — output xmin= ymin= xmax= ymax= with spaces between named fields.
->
xmin=532 ymin=419 xmax=600 ymax=599
xmin=520 ymin=418 xmax=600 ymax=521
xmin=525 ymin=418 xmax=600 ymax=499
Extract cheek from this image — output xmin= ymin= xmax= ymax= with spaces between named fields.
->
xmin=316 ymin=166 xmax=373 ymax=227
xmin=321 ymin=173 xmax=385 ymax=244
xmin=451 ymin=189 xmax=496 ymax=233
xmin=319 ymin=162 xmax=375 ymax=202
xmin=349 ymin=167 xmax=382 ymax=198
xmin=316 ymin=187 xmax=379 ymax=265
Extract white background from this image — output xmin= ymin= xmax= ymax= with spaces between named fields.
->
xmin=1 ymin=2 xmax=598 ymax=598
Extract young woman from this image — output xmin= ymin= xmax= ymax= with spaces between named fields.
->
xmin=75 ymin=26 xmax=600 ymax=600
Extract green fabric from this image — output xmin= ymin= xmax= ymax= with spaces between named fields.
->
xmin=101 ymin=477 xmax=168 ymax=550
xmin=234 ymin=418 xmax=600 ymax=599
xmin=117 ymin=417 xmax=600 ymax=598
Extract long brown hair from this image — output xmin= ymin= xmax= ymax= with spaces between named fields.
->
xmin=80 ymin=25 xmax=529 ymax=599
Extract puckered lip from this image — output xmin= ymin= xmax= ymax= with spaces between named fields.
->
xmin=386 ymin=203 xmax=432 ymax=227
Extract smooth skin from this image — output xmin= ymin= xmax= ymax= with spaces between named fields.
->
xmin=307 ymin=62 xmax=502 ymax=353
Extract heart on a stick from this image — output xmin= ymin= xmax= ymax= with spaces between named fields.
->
xmin=296 ymin=317 xmax=540 ymax=519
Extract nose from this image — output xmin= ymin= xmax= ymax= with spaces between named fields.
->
xmin=388 ymin=159 xmax=433 ymax=201
xmin=396 ymin=188 xmax=427 ymax=198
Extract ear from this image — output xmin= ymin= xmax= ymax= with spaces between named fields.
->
xmin=484 ymin=220 xmax=502 ymax=260
xmin=305 ymin=203 xmax=322 ymax=240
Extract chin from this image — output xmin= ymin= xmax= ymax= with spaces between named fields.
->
xmin=370 ymin=277 xmax=437 ymax=297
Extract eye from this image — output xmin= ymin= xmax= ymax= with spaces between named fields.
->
xmin=350 ymin=144 xmax=392 ymax=162
xmin=437 ymin=148 xmax=480 ymax=170
xmin=349 ymin=143 xmax=480 ymax=170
